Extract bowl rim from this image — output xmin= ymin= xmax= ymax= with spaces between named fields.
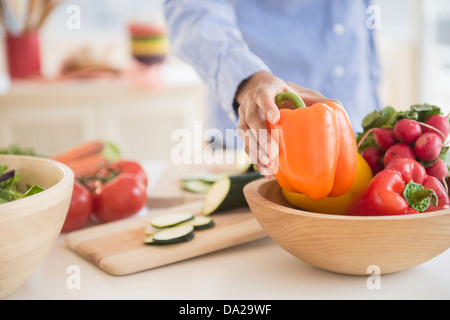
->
xmin=244 ymin=178 xmax=450 ymax=221
xmin=0 ymin=154 xmax=74 ymax=212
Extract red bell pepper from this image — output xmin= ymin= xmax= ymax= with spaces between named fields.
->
xmin=346 ymin=157 xmax=449 ymax=216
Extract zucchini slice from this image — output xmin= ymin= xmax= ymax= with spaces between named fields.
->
xmin=143 ymin=235 xmax=155 ymax=244
xmin=184 ymin=215 xmax=215 ymax=230
xmin=235 ymin=149 xmax=254 ymax=173
xmin=180 ymin=171 xmax=229 ymax=183
xmin=181 ymin=180 xmax=211 ymax=194
xmin=201 ymin=172 xmax=263 ymax=216
xmin=150 ymin=212 xmax=194 ymax=228
xmin=147 ymin=225 xmax=195 ymax=245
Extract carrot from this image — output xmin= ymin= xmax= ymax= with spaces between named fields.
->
xmin=51 ymin=141 xmax=104 ymax=164
xmin=65 ymin=153 xmax=109 ymax=178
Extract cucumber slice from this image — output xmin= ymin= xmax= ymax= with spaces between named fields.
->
xmin=183 ymin=215 xmax=215 ymax=230
xmin=181 ymin=180 xmax=211 ymax=194
xmin=149 ymin=225 xmax=195 ymax=245
xmin=150 ymin=212 xmax=194 ymax=228
xmin=201 ymin=172 xmax=263 ymax=216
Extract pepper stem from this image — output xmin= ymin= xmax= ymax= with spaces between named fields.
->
xmin=410 ymin=188 xmax=439 ymax=207
xmin=403 ymin=181 xmax=439 ymax=212
xmin=276 ymin=92 xmax=306 ymax=110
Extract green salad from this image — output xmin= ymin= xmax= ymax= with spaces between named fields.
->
xmin=0 ymin=164 xmax=45 ymax=204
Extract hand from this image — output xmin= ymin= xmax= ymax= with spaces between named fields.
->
xmin=235 ymin=71 xmax=339 ymax=178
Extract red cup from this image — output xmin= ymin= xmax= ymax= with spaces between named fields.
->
xmin=5 ymin=32 xmax=41 ymax=79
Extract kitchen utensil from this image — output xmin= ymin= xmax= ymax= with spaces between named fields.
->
xmin=64 ymin=200 xmax=267 ymax=276
xmin=0 ymin=155 xmax=74 ymax=299
xmin=244 ymin=178 xmax=450 ymax=276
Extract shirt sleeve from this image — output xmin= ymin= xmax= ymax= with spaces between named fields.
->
xmin=163 ymin=0 xmax=271 ymax=120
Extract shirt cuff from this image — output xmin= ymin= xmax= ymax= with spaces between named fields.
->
xmin=216 ymin=49 xmax=271 ymax=124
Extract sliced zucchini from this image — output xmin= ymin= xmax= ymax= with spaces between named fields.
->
xmin=201 ymin=171 xmax=263 ymax=216
xmin=182 ymin=215 xmax=215 ymax=230
xmin=198 ymin=172 xmax=230 ymax=183
xmin=180 ymin=171 xmax=229 ymax=183
xmin=149 ymin=212 xmax=194 ymax=228
xmin=181 ymin=180 xmax=211 ymax=194
xmin=235 ymin=149 xmax=254 ymax=173
xmin=144 ymin=225 xmax=154 ymax=236
xmin=143 ymin=235 xmax=155 ymax=244
xmin=146 ymin=225 xmax=195 ymax=245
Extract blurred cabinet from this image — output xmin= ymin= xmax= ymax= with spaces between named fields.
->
xmin=0 ymin=70 xmax=207 ymax=161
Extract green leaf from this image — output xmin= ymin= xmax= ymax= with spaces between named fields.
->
xmin=23 ymin=185 xmax=45 ymax=197
xmin=361 ymin=110 xmax=381 ymax=129
xmin=0 ymin=164 xmax=7 ymax=175
xmin=101 ymin=142 xmax=121 ymax=163
xmin=361 ymin=106 xmax=398 ymax=131
xmin=439 ymin=146 xmax=450 ymax=170
xmin=410 ymin=104 xmax=441 ymax=122
xmin=0 ymin=145 xmax=38 ymax=156
xmin=0 ymin=164 xmax=46 ymax=204
xmin=379 ymin=106 xmax=397 ymax=127
xmin=0 ymin=189 xmax=12 ymax=202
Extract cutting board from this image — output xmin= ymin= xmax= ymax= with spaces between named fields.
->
xmin=146 ymin=161 xmax=241 ymax=208
xmin=64 ymin=201 xmax=267 ymax=276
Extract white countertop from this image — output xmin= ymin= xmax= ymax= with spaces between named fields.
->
xmin=5 ymin=161 xmax=450 ymax=300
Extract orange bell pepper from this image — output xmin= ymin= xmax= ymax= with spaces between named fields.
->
xmin=266 ymin=92 xmax=358 ymax=201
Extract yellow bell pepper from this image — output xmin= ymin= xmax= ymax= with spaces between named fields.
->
xmin=282 ymin=154 xmax=373 ymax=215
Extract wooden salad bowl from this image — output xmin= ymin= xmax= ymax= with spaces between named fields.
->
xmin=0 ymin=155 xmax=74 ymax=299
xmin=244 ymin=178 xmax=450 ymax=276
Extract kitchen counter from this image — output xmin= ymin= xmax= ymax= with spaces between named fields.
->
xmin=5 ymin=160 xmax=450 ymax=300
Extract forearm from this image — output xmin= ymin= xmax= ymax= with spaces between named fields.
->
xmin=164 ymin=0 xmax=270 ymax=114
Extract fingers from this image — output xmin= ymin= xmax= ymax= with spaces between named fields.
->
xmin=253 ymin=87 xmax=280 ymax=124
xmin=238 ymin=107 xmax=278 ymax=178
xmin=235 ymin=73 xmax=288 ymax=178
xmin=241 ymin=100 xmax=279 ymax=159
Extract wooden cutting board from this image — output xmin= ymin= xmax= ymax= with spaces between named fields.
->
xmin=64 ymin=201 xmax=267 ymax=276
xmin=146 ymin=161 xmax=240 ymax=208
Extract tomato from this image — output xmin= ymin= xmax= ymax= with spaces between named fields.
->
xmin=97 ymin=159 xmax=148 ymax=189
xmin=115 ymin=159 xmax=148 ymax=188
xmin=61 ymin=181 xmax=93 ymax=232
xmin=93 ymin=174 xmax=147 ymax=223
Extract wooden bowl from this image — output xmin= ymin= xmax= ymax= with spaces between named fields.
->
xmin=0 ymin=155 xmax=74 ymax=299
xmin=244 ymin=178 xmax=450 ymax=275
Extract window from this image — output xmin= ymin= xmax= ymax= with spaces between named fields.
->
xmin=438 ymin=0 xmax=450 ymax=69
xmin=47 ymin=0 xmax=165 ymax=36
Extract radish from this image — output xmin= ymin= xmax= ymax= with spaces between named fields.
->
xmin=393 ymin=119 xmax=422 ymax=144
xmin=372 ymin=128 xmax=397 ymax=150
xmin=422 ymin=114 xmax=450 ymax=141
xmin=423 ymin=175 xmax=450 ymax=207
xmin=426 ymin=158 xmax=448 ymax=181
xmin=361 ymin=147 xmax=385 ymax=175
xmin=383 ymin=143 xmax=416 ymax=166
xmin=414 ymin=133 xmax=443 ymax=162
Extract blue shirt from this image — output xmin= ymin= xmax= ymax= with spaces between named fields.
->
xmin=164 ymin=0 xmax=381 ymax=147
